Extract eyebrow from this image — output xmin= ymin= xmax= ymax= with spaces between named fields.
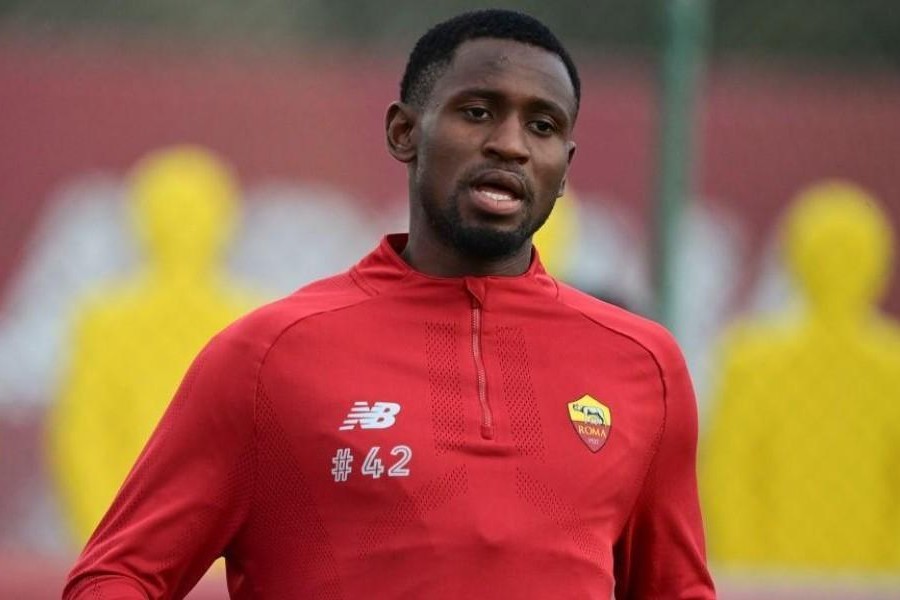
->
xmin=451 ymin=87 xmax=574 ymax=128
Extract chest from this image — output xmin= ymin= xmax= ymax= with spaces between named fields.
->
xmin=256 ymin=307 xmax=664 ymax=543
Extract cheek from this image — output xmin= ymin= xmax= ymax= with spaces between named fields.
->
xmin=430 ymin=123 xmax=474 ymax=159
xmin=417 ymin=129 xmax=472 ymax=186
xmin=535 ymin=151 xmax=571 ymax=195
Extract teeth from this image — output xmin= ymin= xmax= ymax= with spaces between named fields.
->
xmin=480 ymin=188 xmax=515 ymax=202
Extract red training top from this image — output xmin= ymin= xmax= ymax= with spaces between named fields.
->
xmin=64 ymin=234 xmax=715 ymax=599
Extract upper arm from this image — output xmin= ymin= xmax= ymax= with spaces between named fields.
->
xmin=613 ymin=336 xmax=716 ymax=599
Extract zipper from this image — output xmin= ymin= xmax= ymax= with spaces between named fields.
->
xmin=470 ymin=296 xmax=494 ymax=440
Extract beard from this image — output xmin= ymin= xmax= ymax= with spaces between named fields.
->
xmin=421 ymin=181 xmax=554 ymax=261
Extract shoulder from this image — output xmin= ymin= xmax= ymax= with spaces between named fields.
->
xmin=555 ymin=282 xmax=686 ymax=375
xmin=208 ymin=271 xmax=372 ymax=364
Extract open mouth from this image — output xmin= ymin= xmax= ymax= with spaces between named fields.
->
xmin=470 ymin=185 xmax=522 ymax=216
xmin=468 ymin=170 xmax=527 ymax=217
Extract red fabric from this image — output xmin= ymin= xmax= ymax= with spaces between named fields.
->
xmin=64 ymin=234 xmax=714 ymax=599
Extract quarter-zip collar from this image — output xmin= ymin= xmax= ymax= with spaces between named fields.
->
xmin=351 ymin=233 xmax=559 ymax=302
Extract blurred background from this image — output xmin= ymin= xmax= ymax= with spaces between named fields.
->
xmin=1 ymin=1 xmax=898 ymax=598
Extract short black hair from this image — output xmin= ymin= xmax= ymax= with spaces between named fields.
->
xmin=400 ymin=9 xmax=580 ymax=114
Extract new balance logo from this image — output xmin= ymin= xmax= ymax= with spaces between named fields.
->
xmin=339 ymin=401 xmax=401 ymax=431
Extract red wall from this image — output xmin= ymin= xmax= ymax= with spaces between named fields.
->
xmin=1 ymin=35 xmax=898 ymax=312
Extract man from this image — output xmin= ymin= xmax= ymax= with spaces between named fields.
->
xmin=64 ymin=9 xmax=715 ymax=599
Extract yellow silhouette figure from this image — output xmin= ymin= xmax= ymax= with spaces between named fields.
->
xmin=49 ymin=146 xmax=259 ymax=544
xmin=534 ymin=189 xmax=579 ymax=278
xmin=701 ymin=180 xmax=900 ymax=572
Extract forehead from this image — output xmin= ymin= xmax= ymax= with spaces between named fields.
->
xmin=431 ymin=38 xmax=576 ymax=117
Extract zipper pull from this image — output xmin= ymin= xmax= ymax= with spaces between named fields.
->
xmin=464 ymin=277 xmax=487 ymax=306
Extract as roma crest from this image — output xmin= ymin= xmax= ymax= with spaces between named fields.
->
xmin=567 ymin=395 xmax=612 ymax=453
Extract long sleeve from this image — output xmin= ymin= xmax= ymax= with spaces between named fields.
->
xmin=613 ymin=340 xmax=715 ymax=599
xmin=63 ymin=328 xmax=258 ymax=600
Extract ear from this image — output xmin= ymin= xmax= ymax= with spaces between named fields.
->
xmin=385 ymin=101 xmax=418 ymax=163
xmin=557 ymin=141 xmax=577 ymax=197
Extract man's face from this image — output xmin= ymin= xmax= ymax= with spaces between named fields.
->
xmin=404 ymin=38 xmax=577 ymax=260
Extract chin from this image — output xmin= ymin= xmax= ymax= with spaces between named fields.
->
xmin=450 ymin=223 xmax=532 ymax=260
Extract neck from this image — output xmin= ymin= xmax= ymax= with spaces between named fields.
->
xmin=401 ymin=232 xmax=532 ymax=277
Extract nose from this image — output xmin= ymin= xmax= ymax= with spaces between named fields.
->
xmin=482 ymin=115 xmax=530 ymax=164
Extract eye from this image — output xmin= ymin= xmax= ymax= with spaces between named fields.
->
xmin=529 ymin=119 xmax=558 ymax=136
xmin=462 ymin=106 xmax=492 ymax=121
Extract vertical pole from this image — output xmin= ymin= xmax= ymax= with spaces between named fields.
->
xmin=655 ymin=0 xmax=711 ymax=328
